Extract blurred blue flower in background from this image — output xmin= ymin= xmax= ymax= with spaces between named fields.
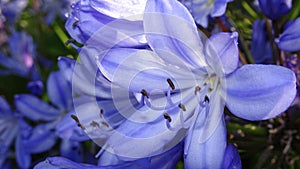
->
xmin=258 ymin=0 xmax=292 ymax=20
xmin=0 ymin=0 xmax=28 ymax=26
xmin=277 ymin=17 xmax=300 ymax=52
xmin=0 ymin=31 xmax=40 ymax=79
xmin=179 ymin=0 xmax=232 ymax=27
xmin=251 ymin=19 xmax=273 ymax=64
xmin=39 ymin=0 xmax=71 ymax=25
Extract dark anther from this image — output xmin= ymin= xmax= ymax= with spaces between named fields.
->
xmin=194 ymin=86 xmax=201 ymax=95
xmin=163 ymin=112 xmax=172 ymax=122
xmin=72 ymin=20 xmax=79 ymax=28
xmin=178 ymin=103 xmax=187 ymax=111
xmin=204 ymin=95 xmax=210 ymax=103
xmin=71 ymin=114 xmax=86 ymax=130
xmin=90 ymin=121 xmax=100 ymax=128
xmin=71 ymin=114 xmax=79 ymax=123
xmin=101 ymin=122 xmax=109 ymax=128
xmin=64 ymin=39 xmax=75 ymax=46
xmin=99 ymin=109 xmax=103 ymax=118
xmin=167 ymin=78 xmax=175 ymax=90
xmin=141 ymin=89 xmax=149 ymax=98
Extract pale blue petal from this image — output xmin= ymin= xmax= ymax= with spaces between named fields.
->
xmin=184 ymin=93 xmax=226 ymax=169
xmin=99 ymin=48 xmax=199 ymax=93
xmin=47 ymin=71 xmax=72 ymax=111
xmin=211 ymin=0 xmax=231 ymax=17
xmin=277 ymin=17 xmax=300 ymax=52
xmin=225 ymin=64 xmax=296 ymax=120
xmin=144 ymin=0 xmax=207 ymax=68
xmin=15 ymin=94 xmax=60 ymax=121
xmin=205 ymin=32 xmax=239 ymax=75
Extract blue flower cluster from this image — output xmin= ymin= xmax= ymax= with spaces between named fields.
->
xmin=0 ymin=0 xmax=299 ymax=169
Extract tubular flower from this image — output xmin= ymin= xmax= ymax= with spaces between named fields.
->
xmin=73 ymin=0 xmax=296 ymax=168
xmin=277 ymin=17 xmax=300 ymax=52
xmin=258 ymin=0 xmax=292 ymax=20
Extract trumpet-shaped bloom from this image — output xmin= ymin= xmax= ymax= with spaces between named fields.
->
xmin=179 ymin=0 xmax=232 ymax=27
xmin=277 ymin=17 xmax=300 ymax=52
xmin=258 ymin=0 xmax=292 ymax=20
xmin=75 ymin=0 xmax=296 ymax=168
xmin=251 ymin=20 xmax=273 ymax=64
xmin=65 ymin=0 xmax=147 ymax=47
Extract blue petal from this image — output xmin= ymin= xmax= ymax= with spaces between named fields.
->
xmin=251 ymin=20 xmax=273 ymax=64
xmin=144 ymin=0 xmax=207 ymax=68
xmin=205 ymin=32 xmax=239 ymax=75
xmin=23 ymin=122 xmax=57 ymax=154
xmin=16 ymin=135 xmax=31 ymax=169
xmin=58 ymin=57 xmax=76 ymax=83
xmin=99 ymin=48 xmax=199 ymax=93
xmin=0 ymin=96 xmax=11 ymax=113
xmin=225 ymin=64 xmax=297 ymax=120
xmin=60 ymin=139 xmax=83 ymax=162
xmin=15 ymin=94 xmax=61 ymax=121
xmin=47 ymin=71 xmax=72 ymax=111
xmin=211 ymin=0 xmax=232 ymax=17
xmin=56 ymin=111 xmax=89 ymax=141
xmin=277 ymin=17 xmax=300 ymax=52
xmin=27 ymin=80 xmax=44 ymax=96
xmin=258 ymin=0 xmax=292 ymax=20
xmin=222 ymin=144 xmax=242 ymax=169
xmin=184 ymin=93 xmax=226 ymax=169
xmin=33 ymin=157 xmax=104 ymax=169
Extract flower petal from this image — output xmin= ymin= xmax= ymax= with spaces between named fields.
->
xmin=98 ymin=48 xmax=199 ymax=93
xmin=222 ymin=144 xmax=242 ymax=169
xmin=15 ymin=94 xmax=60 ymax=121
xmin=277 ymin=17 xmax=300 ymax=52
xmin=47 ymin=71 xmax=72 ymax=111
xmin=144 ymin=0 xmax=207 ymax=68
xmin=60 ymin=139 xmax=83 ymax=163
xmin=205 ymin=32 xmax=239 ymax=75
xmin=184 ymin=92 xmax=227 ymax=169
xmin=225 ymin=64 xmax=297 ymax=120
xmin=16 ymin=135 xmax=31 ymax=169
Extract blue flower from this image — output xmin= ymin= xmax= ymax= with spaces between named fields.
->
xmin=0 ymin=0 xmax=28 ymax=26
xmin=277 ymin=17 xmax=300 ymax=52
xmin=251 ymin=19 xmax=273 ymax=63
xmin=0 ymin=31 xmax=40 ymax=79
xmin=222 ymin=144 xmax=242 ymax=168
xmin=179 ymin=0 xmax=232 ymax=27
xmin=40 ymin=0 xmax=70 ymax=25
xmin=258 ymin=0 xmax=292 ymax=20
xmin=82 ymin=0 xmax=296 ymax=168
xmin=34 ymin=141 xmax=183 ymax=169
xmin=65 ymin=0 xmax=147 ymax=46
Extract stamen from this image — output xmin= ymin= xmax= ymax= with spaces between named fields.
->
xmin=72 ymin=20 xmax=79 ymax=27
xmin=163 ymin=112 xmax=172 ymax=122
xmin=141 ymin=89 xmax=149 ymax=98
xmin=64 ymin=39 xmax=75 ymax=46
xmin=204 ymin=95 xmax=210 ymax=103
xmin=194 ymin=86 xmax=201 ymax=95
xmin=178 ymin=103 xmax=187 ymax=111
xmin=71 ymin=114 xmax=86 ymax=130
xmin=167 ymin=78 xmax=175 ymax=90
xmin=101 ymin=122 xmax=110 ymax=128
xmin=90 ymin=121 xmax=100 ymax=128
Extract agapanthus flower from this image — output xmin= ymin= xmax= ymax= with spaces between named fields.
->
xmin=0 ymin=31 xmax=39 ymax=79
xmin=277 ymin=17 xmax=300 ymax=52
xmin=34 ymin=141 xmax=183 ymax=169
xmin=14 ymin=65 xmax=88 ymax=163
xmin=0 ymin=0 xmax=28 ymax=26
xmin=65 ymin=0 xmax=147 ymax=46
xmin=251 ymin=19 xmax=273 ymax=63
xmin=75 ymin=0 xmax=296 ymax=168
xmin=39 ymin=0 xmax=70 ymax=25
xmin=258 ymin=0 xmax=292 ymax=20
xmin=179 ymin=0 xmax=232 ymax=27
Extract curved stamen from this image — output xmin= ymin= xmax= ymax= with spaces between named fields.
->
xmin=72 ymin=20 xmax=79 ymax=27
xmin=163 ymin=112 xmax=172 ymax=122
xmin=194 ymin=86 xmax=201 ymax=95
xmin=141 ymin=89 xmax=149 ymax=98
